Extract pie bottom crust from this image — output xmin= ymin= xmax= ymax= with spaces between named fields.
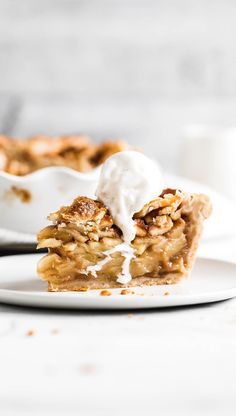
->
xmin=37 ymin=190 xmax=212 ymax=291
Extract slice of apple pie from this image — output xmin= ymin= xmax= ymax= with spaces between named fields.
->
xmin=37 ymin=189 xmax=212 ymax=291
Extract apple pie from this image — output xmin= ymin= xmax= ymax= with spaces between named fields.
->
xmin=0 ymin=134 xmax=128 ymax=176
xmin=37 ymin=189 xmax=212 ymax=291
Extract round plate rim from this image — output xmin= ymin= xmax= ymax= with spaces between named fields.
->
xmin=0 ymin=254 xmax=235 ymax=309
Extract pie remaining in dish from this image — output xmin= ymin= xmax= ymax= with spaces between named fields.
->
xmin=0 ymin=134 xmax=128 ymax=176
xmin=37 ymin=189 xmax=212 ymax=291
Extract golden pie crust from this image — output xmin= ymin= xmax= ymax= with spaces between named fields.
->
xmin=0 ymin=134 xmax=128 ymax=175
xmin=37 ymin=189 xmax=212 ymax=291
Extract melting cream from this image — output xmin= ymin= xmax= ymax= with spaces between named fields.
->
xmin=87 ymin=151 xmax=164 ymax=284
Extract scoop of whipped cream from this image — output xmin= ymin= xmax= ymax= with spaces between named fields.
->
xmin=96 ymin=151 xmax=164 ymax=242
xmin=88 ymin=151 xmax=164 ymax=284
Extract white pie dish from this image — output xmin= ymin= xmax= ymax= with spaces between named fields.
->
xmin=0 ymin=167 xmax=100 ymax=234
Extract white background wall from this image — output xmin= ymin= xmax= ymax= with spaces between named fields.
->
xmin=0 ymin=0 xmax=236 ymax=173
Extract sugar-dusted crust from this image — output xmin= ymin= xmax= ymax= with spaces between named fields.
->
xmin=0 ymin=135 xmax=128 ymax=176
xmin=37 ymin=189 xmax=212 ymax=291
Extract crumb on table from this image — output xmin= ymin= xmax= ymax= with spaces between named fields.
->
xmin=26 ymin=329 xmax=34 ymax=337
xmin=79 ymin=363 xmax=97 ymax=375
xmin=51 ymin=329 xmax=59 ymax=335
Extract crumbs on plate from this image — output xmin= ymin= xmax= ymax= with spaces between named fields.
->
xmin=120 ymin=289 xmax=135 ymax=295
xmin=100 ymin=290 xmax=111 ymax=296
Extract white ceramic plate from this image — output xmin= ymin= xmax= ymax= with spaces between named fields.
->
xmin=0 ymin=254 xmax=236 ymax=309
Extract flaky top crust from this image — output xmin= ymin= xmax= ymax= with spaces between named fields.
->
xmin=49 ymin=196 xmax=108 ymax=224
xmin=47 ymin=189 xmax=212 ymax=232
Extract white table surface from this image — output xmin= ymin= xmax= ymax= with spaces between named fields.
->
xmin=0 ymin=236 xmax=236 ymax=416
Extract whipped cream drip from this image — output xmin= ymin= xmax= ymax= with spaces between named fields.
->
xmin=87 ymin=242 xmax=134 ymax=284
xmin=87 ymin=151 xmax=164 ymax=284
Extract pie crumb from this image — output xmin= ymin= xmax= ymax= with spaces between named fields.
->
xmin=79 ymin=363 xmax=97 ymax=375
xmin=78 ymin=287 xmax=89 ymax=292
xmin=51 ymin=329 xmax=59 ymax=335
xmin=26 ymin=329 xmax=34 ymax=337
xmin=100 ymin=290 xmax=111 ymax=296
xmin=128 ymin=313 xmax=133 ymax=319
xmin=120 ymin=289 xmax=135 ymax=295
xmin=164 ymin=291 xmax=170 ymax=296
